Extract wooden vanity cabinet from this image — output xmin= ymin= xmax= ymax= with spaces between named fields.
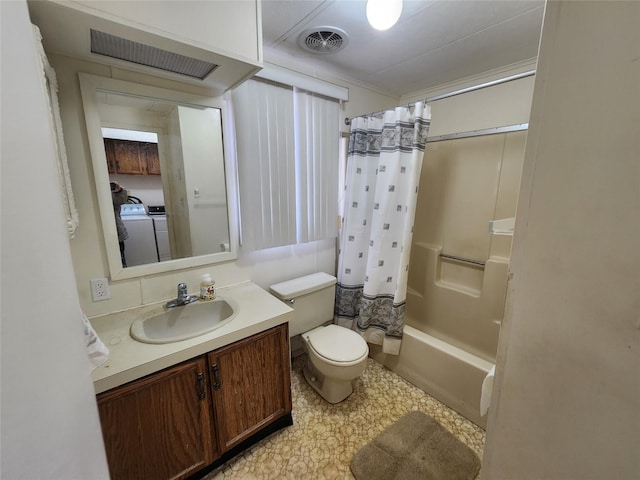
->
xmin=96 ymin=323 xmax=292 ymax=480
xmin=96 ymin=357 xmax=216 ymax=480
xmin=209 ymin=323 xmax=292 ymax=452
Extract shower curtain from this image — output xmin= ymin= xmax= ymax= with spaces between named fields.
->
xmin=335 ymin=102 xmax=431 ymax=355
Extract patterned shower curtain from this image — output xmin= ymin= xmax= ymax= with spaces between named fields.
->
xmin=335 ymin=102 xmax=431 ymax=355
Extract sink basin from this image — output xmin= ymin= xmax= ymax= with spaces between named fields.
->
xmin=130 ymin=297 xmax=238 ymax=344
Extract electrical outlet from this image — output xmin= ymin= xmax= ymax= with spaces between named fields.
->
xmin=90 ymin=278 xmax=111 ymax=301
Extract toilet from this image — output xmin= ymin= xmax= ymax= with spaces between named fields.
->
xmin=270 ymin=272 xmax=369 ymax=404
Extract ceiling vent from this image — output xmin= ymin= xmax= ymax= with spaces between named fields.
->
xmin=298 ymin=27 xmax=349 ymax=54
xmin=90 ymin=29 xmax=218 ymax=80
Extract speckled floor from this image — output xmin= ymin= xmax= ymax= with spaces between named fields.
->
xmin=203 ymin=355 xmax=485 ymax=479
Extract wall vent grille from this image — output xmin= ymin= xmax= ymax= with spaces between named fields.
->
xmin=90 ymin=30 xmax=218 ymax=80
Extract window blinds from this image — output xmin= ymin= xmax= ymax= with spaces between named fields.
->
xmin=232 ymin=79 xmax=339 ymax=251
xmin=232 ymin=79 xmax=296 ymax=251
xmin=294 ymin=88 xmax=340 ymax=244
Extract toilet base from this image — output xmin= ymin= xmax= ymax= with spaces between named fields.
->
xmin=303 ymin=360 xmax=354 ymax=404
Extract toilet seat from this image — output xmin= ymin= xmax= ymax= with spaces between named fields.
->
xmin=307 ymin=325 xmax=368 ymax=366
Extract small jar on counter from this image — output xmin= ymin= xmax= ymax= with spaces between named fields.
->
xmin=199 ymin=274 xmax=216 ymax=301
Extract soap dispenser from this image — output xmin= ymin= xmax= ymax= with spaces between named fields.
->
xmin=199 ymin=274 xmax=216 ymax=301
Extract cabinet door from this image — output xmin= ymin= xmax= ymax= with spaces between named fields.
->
xmin=97 ymin=357 xmax=217 ymax=480
xmin=103 ymin=138 xmax=117 ymax=173
xmin=103 ymin=139 xmax=160 ymax=175
xmin=209 ymin=323 xmax=292 ymax=452
xmin=103 ymin=138 xmax=148 ymax=175
xmin=113 ymin=139 xmax=148 ymax=175
xmin=143 ymin=142 xmax=161 ymax=175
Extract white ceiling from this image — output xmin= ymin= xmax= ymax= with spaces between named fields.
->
xmin=261 ymin=0 xmax=545 ymax=96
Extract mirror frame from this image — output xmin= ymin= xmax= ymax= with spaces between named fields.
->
xmin=35 ymin=26 xmax=80 ymax=239
xmin=79 ymin=73 xmax=238 ymax=280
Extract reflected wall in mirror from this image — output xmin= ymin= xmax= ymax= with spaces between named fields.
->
xmin=79 ymin=73 xmax=237 ymax=280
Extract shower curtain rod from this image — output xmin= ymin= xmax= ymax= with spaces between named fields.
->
xmin=344 ymin=69 xmax=536 ymax=125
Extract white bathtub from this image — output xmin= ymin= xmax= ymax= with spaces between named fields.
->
xmin=369 ymin=325 xmax=494 ymax=428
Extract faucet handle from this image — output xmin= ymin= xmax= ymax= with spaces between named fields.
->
xmin=165 ymin=283 xmax=196 ymax=308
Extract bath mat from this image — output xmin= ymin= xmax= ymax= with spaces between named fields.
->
xmin=350 ymin=411 xmax=481 ymax=480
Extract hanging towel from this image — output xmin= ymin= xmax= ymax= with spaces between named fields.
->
xmin=480 ymin=365 xmax=496 ymax=416
xmin=82 ymin=310 xmax=109 ymax=373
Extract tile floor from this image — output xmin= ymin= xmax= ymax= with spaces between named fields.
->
xmin=203 ymin=355 xmax=485 ymax=479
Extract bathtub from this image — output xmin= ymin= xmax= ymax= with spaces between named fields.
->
xmin=369 ymin=325 xmax=493 ymax=428
xmin=373 ymin=131 xmax=523 ymax=428
xmin=369 ymin=244 xmax=508 ymax=428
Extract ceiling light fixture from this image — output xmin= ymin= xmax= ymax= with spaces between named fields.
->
xmin=366 ymin=0 xmax=403 ymax=31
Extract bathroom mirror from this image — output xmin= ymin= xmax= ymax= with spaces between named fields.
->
xmin=79 ymin=73 xmax=238 ymax=280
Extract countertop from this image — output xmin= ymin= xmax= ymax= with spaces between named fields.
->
xmin=90 ymin=281 xmax=293 ymax=394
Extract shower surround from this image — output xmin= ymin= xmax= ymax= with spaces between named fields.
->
xmin=370 ymin=130 xmax=526 ymax=427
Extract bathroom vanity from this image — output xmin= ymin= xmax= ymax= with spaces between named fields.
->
xmin=90 ymin=282 xmax=293 ymax=480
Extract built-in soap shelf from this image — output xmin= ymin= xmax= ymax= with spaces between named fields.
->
xmin=437 ymin=255 xmax=483 ymax=298
xmin=437 ymin=278 xmax=482 ymax=298
xmin=489 ymin=217 xmax=515 ymax=236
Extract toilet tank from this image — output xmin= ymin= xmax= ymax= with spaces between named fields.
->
xmin=269 ymin=272 xmax=337 ymax=337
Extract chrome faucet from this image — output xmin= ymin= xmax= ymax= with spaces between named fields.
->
xmin=166 ymin=283 xmax=198 ymax=308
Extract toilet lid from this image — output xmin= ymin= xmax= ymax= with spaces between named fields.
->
xmin=307 ymin=325 xmax=368 ymax=363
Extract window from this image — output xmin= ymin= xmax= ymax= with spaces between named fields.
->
xmin=232 ymin=78 xmax=340 ymax=251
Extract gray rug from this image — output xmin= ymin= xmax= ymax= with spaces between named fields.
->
xmin=350 ymin=411 xmax=481 ymax=480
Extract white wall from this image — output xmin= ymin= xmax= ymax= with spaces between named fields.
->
xmin=263 ymin=47 xmax=401 ymax=134
xmin=100 ymin=102 xmax=168 ymax=205
xmin=0 ymin=2 xmax=109 ymax=478
xmin=482 ymin=2 xmax=640 ymax=478
xmin=178 ymin=106 xmax=230 ymax=256
xmin=401 ymin=59 xmax=536 ymax=137
xmin=165 ymin=105 xmax=192 ymax=258
xmin=50 ymin=21 xmax=538 ymax=319
xmin=74 ymin=0 xmax=262 ymax=62
xmin=110 ymin=173 xmax=165 ymax=206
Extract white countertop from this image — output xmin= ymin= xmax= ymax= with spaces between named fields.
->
xmin=90 ymin=281 xmax=293 ymax=394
